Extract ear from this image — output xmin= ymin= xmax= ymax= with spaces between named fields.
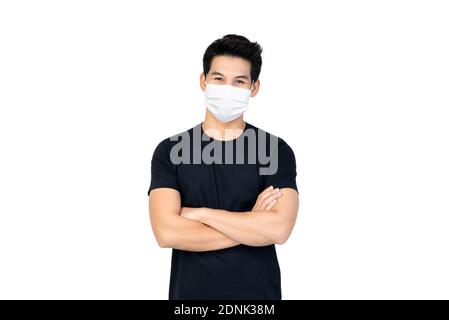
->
xmin=250 ymin=79 xmax=260 ymax=97
xmin=200 ymin=73 xmax=207 ymax=92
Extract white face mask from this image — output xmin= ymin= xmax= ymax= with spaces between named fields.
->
xmin=204 ymin=81 xmax=253 ymax=123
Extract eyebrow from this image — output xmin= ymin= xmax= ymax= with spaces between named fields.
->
xmin=209 ymin=71 xmax=250 ymax=80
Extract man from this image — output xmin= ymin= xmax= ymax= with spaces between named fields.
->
xmin=147 ymin=34 xmax=299 ymax=300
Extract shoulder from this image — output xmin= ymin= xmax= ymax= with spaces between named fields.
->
xmin=152 ymin=124 xmax=199 ymax=157
xmin=154 ymin=124 xmax=199 ymax=148
xmin=247 ymin=122 xmax=295 ymax=156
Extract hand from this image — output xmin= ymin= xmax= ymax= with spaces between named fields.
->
xmin=252 ymin=186 xmax=283 ymax=212
xmin=180 ymin=207 xmax=204 ymax=221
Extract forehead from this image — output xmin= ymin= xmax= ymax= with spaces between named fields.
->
xmin=209 ymin=55 xmax=251 ymax=77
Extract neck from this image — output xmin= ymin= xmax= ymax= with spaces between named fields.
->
xmin=202 ymin=111 xmax=246 ymax=141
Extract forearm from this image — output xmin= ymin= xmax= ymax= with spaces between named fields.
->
xmin=196 ymin=208 xmax=286 ymax=246
xmin=163 ymin=215 xmax=241 ymax=252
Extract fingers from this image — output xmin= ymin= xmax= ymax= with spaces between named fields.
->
xmin=265 ymin=199 xmax=277 ymax=211
xmin=261 ymin=189 xmax=282 ymax=210
xmin=260 ymin=187 xmax=282 ymax=203
xmin=259 ymin=185 xmax=274 ymax=197
xmin=253 ymin=186 xmax=283 ymax=211
xmin=260 ymin=187 xmax=278 ymax=202
xmin=261 ymin=192 xmax=282 ymax=208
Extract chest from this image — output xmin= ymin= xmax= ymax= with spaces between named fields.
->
xmin=177 ymin=163 xmax=262 ymax=211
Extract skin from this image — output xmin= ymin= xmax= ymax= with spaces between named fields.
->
xmin=180 ymin=187 xmax=299 ymax=246
xmin=148 ymin=55 xmax=300 ymax=251
xmin=200 ymin=55 xmax=259 ymax=141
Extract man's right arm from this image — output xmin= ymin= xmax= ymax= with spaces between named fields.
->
xmin=149 ymin=187 xmax=240 ymax=252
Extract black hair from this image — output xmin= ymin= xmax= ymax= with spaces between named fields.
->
xmin=203 ymin=34 xmax=263 ymax=82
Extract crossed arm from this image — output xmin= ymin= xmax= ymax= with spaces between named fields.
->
xmin=148 ymin=186 xmax=299 ymax=252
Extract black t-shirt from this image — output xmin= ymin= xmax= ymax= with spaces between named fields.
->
xmin=147 ymin=122 xmax=298 ymax=300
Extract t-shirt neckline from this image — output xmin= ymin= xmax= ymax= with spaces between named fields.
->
xmin=200 ymin=121 xmax=249 ymax=143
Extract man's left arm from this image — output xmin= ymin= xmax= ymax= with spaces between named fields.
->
xmin=181 ymin=188 xmax=299 ymax=246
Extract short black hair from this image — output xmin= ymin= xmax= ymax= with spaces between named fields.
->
xmin=203 ymin=34 xmax=263 ymax=82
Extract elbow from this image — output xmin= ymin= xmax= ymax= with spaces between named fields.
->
xmin=156 ymin=237 xmax=170 ymax=248
xmin=154 ymin=230 xmax=173 ymax=248
xmin=273 ymin=228 xmax=292 ymax=245
xmin=274 ymin=235 xmax=288 ymax=245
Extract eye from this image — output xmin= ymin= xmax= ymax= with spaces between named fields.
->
xmin=236 ymin=80 xmax=245 ymax=84
xmin=214 ymin=77 xmax=223 ymax=81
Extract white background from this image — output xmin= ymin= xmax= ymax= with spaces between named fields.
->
xmin=0 ymin=1 xmax=448 ymax=299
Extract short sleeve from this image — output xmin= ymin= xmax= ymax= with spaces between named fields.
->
xmin=263 ymin=138 xmax=298 ymax=191
xmin=147 ymin=139 xmax=180 ymax=196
